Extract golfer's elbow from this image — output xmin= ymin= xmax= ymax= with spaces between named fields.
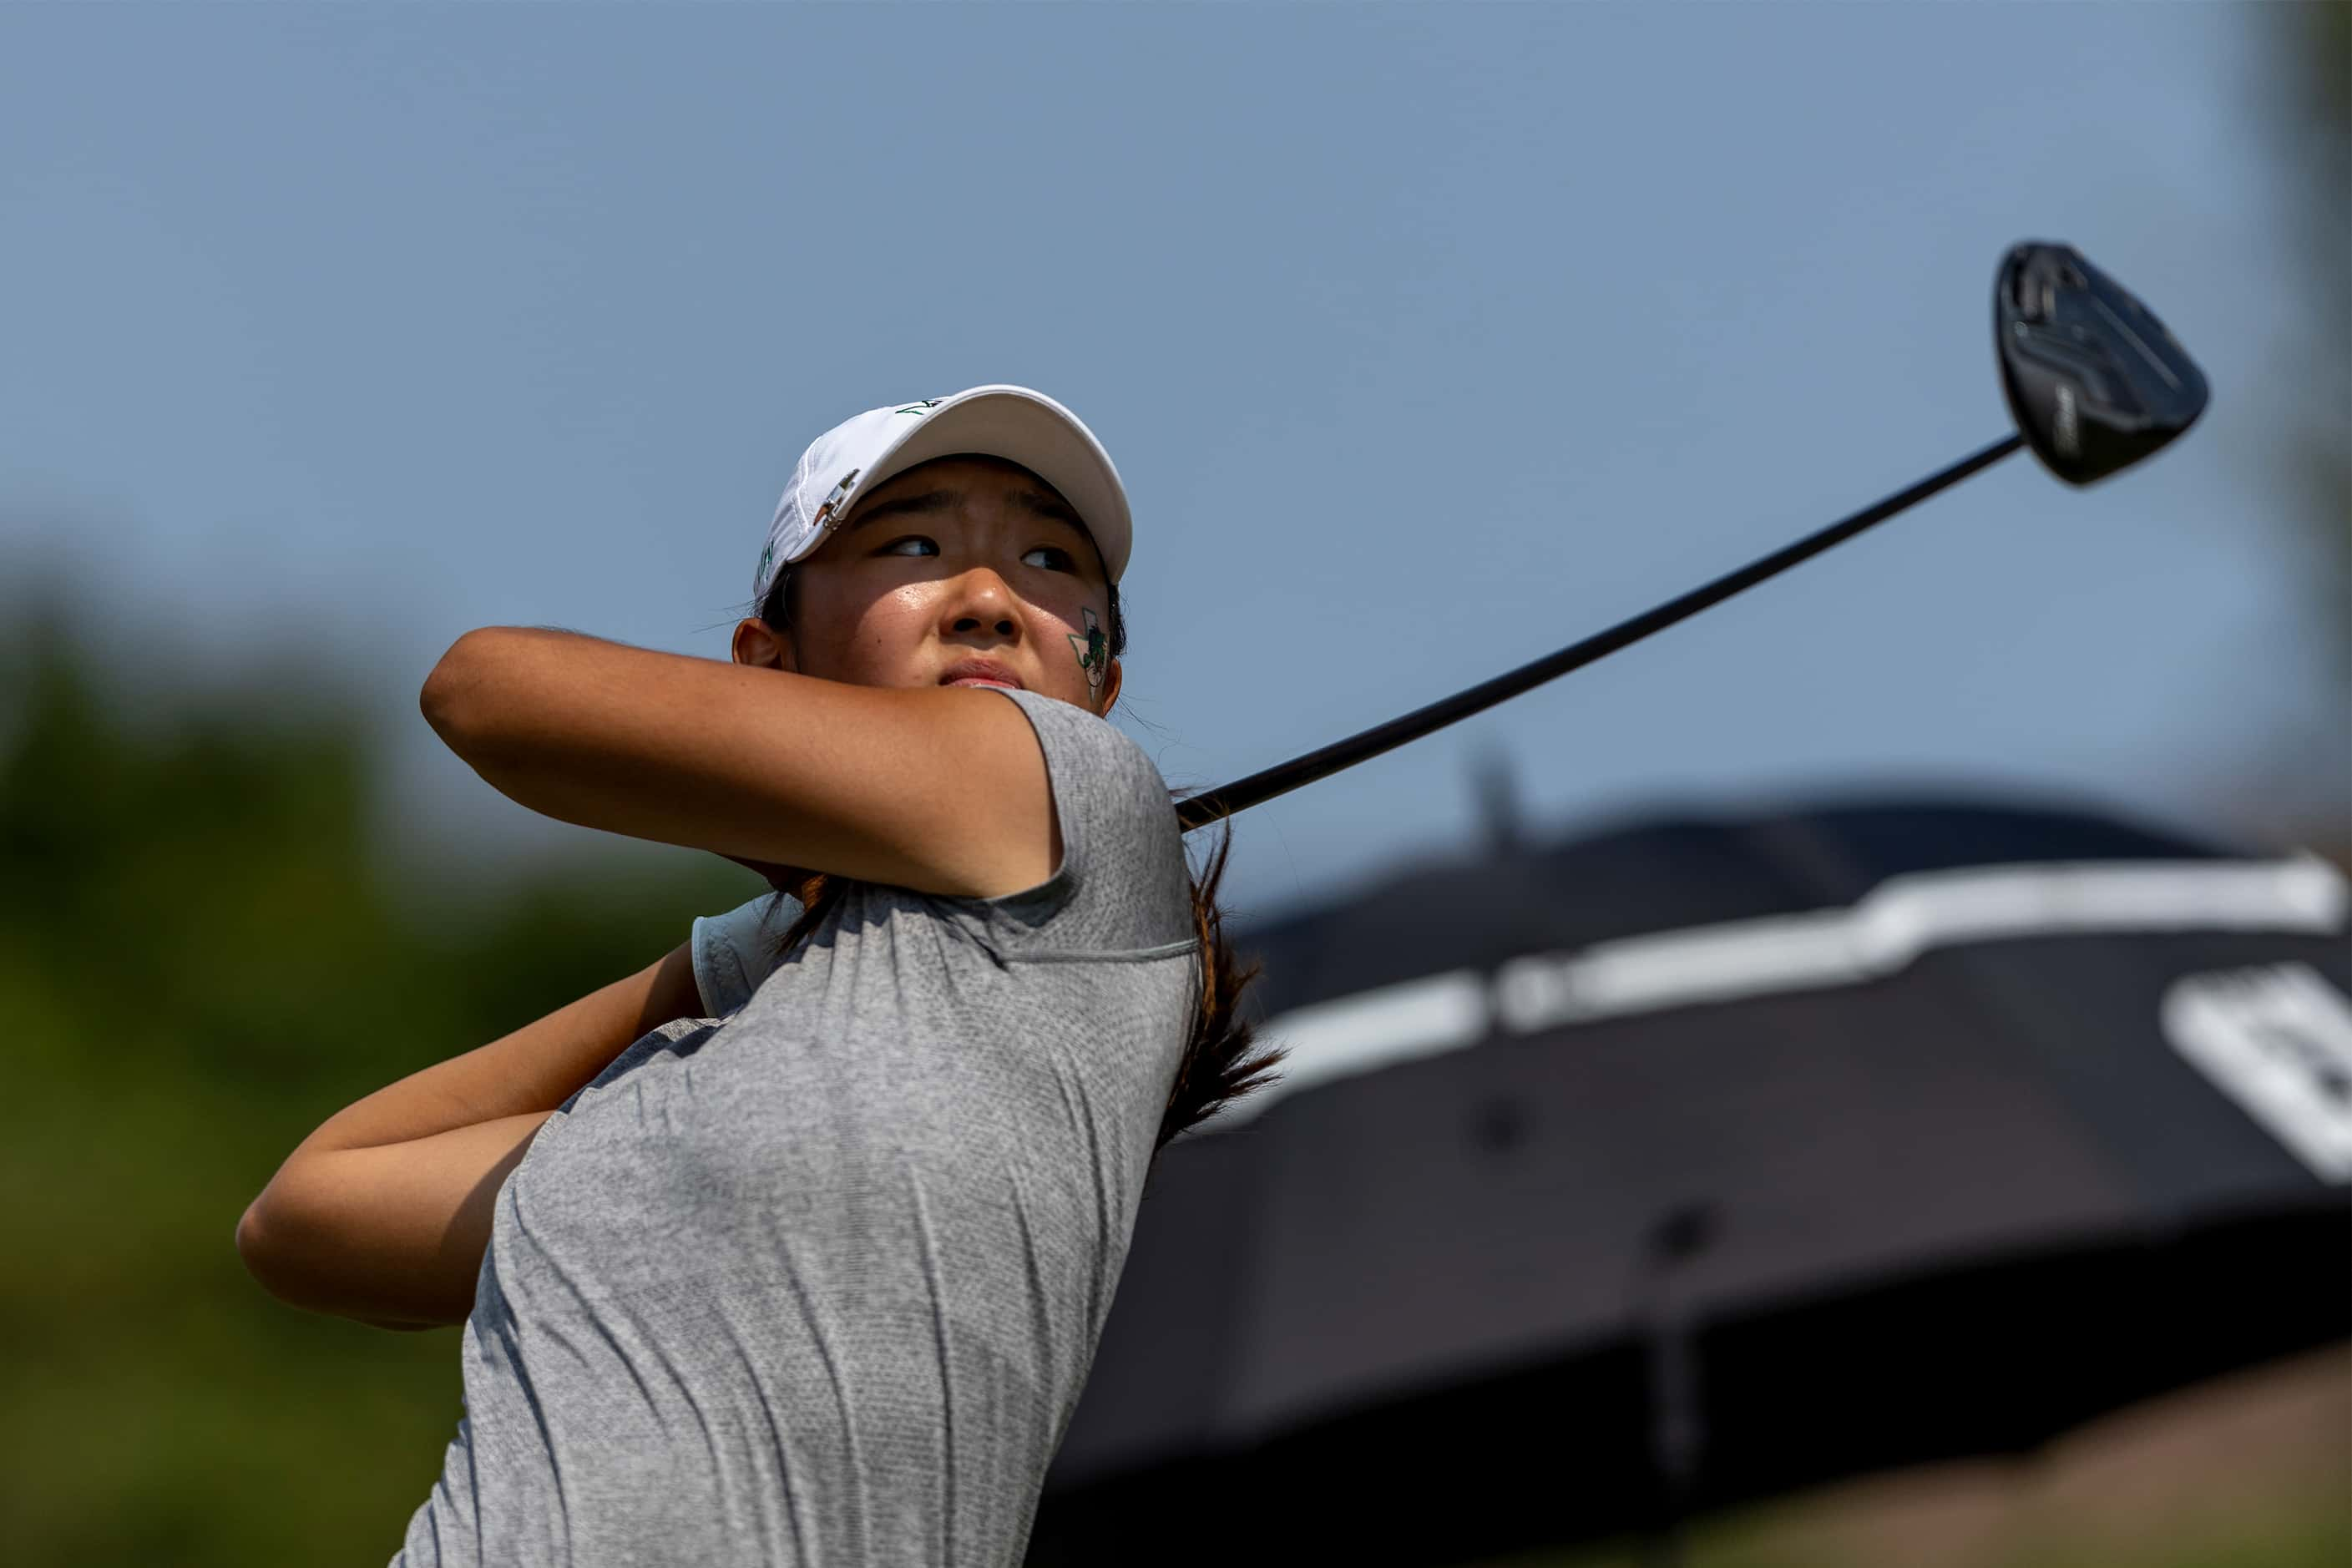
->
xmin=419 ymin=628 xmax=508 ymax=755
xmin=234 ymin=1197 xmax=300 ymax=1311
xmin=234 ymin=1196 xmax=447 ymax=1333
xmin=233 ymin=1196 xmax=311 ymax=1313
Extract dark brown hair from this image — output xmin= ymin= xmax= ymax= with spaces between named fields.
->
xmin=747 ymin=468 xmax=1282 ymax=1152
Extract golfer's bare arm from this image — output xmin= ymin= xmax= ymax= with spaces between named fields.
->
xmin=417 ymin=626 xmax=1060 ymax=898
xmin=245 ymin=626 xmax=1059 ymax=1330
xmin=235 ymin=940 xmax=705 ymax=1331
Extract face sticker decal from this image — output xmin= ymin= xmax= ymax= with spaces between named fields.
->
xmin=1067 ymin=607 xmax=1109 ymax=695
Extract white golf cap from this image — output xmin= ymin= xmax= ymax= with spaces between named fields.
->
xmin=754 ymin=384 xmax=1132 ymax=609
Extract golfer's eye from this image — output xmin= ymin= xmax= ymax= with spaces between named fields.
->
xmin=877 ymin=535 xmax=938 ymax=558
xmin=1023 ymin=545 xmax=1077 ymax=573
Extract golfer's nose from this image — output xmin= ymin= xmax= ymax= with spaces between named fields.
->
xmin=942 ymin=569 xmax=1019 ymax=640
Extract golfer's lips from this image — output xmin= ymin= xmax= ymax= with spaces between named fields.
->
xmin=938 ymin=658 xmax=1024 ymax=690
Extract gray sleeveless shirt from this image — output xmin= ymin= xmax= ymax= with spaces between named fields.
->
xmin=392 ymin=687 xmax=1199 ymax=1567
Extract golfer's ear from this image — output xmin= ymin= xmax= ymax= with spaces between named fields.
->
xmin=731 ymin=618 xmax=794 ymax=673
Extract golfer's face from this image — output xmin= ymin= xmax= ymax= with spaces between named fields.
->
xmin=780 ymin=457 xmax=1120 ymax=716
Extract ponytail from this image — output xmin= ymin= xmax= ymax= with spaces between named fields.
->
xmin=1152 ymin=815 xmax=1281 ymax=1149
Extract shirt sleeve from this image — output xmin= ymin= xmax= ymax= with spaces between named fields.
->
xmin=690 ymin=893 xmax=799 ymax=1017
xmin=935 ymin=686 xmax=1199 ymax=959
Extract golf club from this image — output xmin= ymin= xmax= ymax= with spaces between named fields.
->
xmin=1174 ymin=240 xmax=2209 ymax=833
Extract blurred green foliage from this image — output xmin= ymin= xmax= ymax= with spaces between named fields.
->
xmin=0 ymin=593 xmax=752 ymax=1565
xmin=1481 ymin=1343 xmax=2349 ymax=1567
xmin=2243 ymin=0 xmax=2352 ymax=866
xmin=2263 ymin=0 xmax=2349 ymax=701
xmin=1512 ymin=1505 xmax=2348 ymax=1568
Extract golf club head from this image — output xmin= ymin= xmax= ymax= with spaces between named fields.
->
xmin=1995 ymin=241 xmax=2208 ymax=486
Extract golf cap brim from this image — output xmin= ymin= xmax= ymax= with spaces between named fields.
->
xmin=756 ymin=385 xmax=1131 ymax=607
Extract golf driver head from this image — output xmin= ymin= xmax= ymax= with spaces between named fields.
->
xmin=1995 ymin=241 xmax=2208 ymax=485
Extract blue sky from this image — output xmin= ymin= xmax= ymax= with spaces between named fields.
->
xmin=2 ymin=3 xmax=2335 ymax=917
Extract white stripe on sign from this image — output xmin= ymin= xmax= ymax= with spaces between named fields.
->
xmin=1501 ymin=853 xmax=2349 ymax=1034
xmin=1197 ymin=853 xmax=2349 ymax=1133
xmin=1218 ymin=970 xmax=1490 ymax=1124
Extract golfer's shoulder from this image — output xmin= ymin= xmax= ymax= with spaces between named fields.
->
xmin=992 ymin=689 xmax=1172 ymax=822
xmin=989 ymin=690 xmax=1188 ymax=926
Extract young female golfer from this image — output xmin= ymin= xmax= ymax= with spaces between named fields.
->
xmin=234 ymin=386 xmax=1277 ymax=1565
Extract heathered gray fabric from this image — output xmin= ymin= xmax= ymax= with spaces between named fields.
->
xmin=392 ymin=687 xmax=1198 ymax=1567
